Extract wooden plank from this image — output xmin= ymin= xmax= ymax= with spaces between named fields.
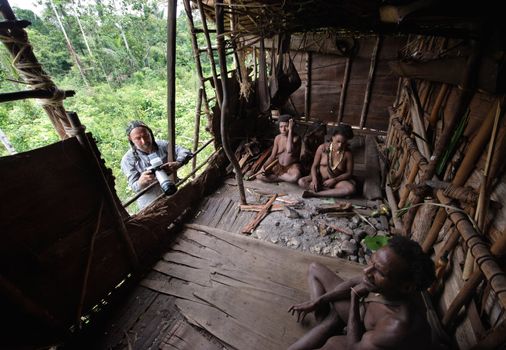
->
xmin=241 ymin=194 xmax=277 ymax=234
xmin=161 ymin=319 xmax=225 ymax=350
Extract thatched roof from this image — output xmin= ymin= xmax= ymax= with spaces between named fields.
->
xmin=195 ymin=0 xmax=502 ymax=39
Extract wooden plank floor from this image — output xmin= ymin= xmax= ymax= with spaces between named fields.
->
xmin=96 ymin=192 xmax=364 ymax=350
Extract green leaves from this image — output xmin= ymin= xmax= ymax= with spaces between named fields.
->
xmin=363 ymin=235 xmax=390 ymax=251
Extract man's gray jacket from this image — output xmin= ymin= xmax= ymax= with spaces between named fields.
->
xmin=121 ymin=140 xmax=191 ymax=209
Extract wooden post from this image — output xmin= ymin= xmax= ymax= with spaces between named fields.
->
xmin=337 ymin=56 xmax=351 ymax=124
xmin=192 ymin=88 xmax=203 ymax=176
xmin=167 ymin=0 xmax=177 ymax=181
xmin=398 ymin=162 xmax=418 ymax=208
xmin=253 ymin=48 xmax=257 ymax=80
xmin=215 ymin=0 xmax=247 ymax=205
xmin=360 ymin=35 xmax=381 ymax=128
xmin=197 ymin=0 xmax=222 ymax=107
xmin=304 ymin=51 xmax=312 ymax=120
xmin=428 ymin=83 xmax=449 ymax=128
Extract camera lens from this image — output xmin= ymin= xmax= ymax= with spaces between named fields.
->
xmin=160 ymin=180 xmax=177 ymax=195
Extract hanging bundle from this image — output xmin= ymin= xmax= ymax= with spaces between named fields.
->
xmin=269 ymin=34 xmax=301 ymax=109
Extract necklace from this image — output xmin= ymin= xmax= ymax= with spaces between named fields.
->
xmin=329 ymin=142 xmax=345 ymax=171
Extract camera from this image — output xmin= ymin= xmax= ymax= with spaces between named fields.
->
xmin=147 ymin=153 xmax=177 ymax=196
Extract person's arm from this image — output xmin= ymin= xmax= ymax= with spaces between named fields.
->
xmin=347 ymin=290 xmax=407 ymax=350
xmin=310 ymin=144 xmax=324 ymax=191
xmin=286 ymin=119 xmax=295 ymax=154
xmin=263 ymin=136 xmax=279 ymax=171
xmin=121 ymin=153 xmax=154 ymax=191
xmin=288 ymin=276 xmax=365 ymax=322
xmin=175 ymin=144 xmax=192 ymax=164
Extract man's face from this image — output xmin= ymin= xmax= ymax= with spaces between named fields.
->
xmin=362 ymin=246 xmax=410 ymax=297
xmin=279 ymin=121 xmax=289 ymax=135
xmin=129 ymin=127 xmax=153 ymax=153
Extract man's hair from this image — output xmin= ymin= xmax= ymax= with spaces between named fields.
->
xmin=387 ymin=236 xmax=435 ymax=291
xmin=125 ymin=120 xmax=158 ymax=160
xmin=333 ymin=124 xmax=354 ymax=139
xmin=278 ymin=114 xmax=292 ymax=123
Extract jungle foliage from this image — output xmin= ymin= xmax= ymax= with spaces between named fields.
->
xmin=0 ymin=0 xmax=216 ymax=209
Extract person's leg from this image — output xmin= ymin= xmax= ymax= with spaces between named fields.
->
xmin=257 ymin=173 xmax=280 ymax=183
xmin=304 ymin=180 xmax=355 ymax=198
xmin=298 ymin=175 xmax=312 ymax=189
xmin=287 ymin=309 xmax=343 ymax=350
xmin=307 ymin=262 xmax=343 ymax=321
xmin=280 ymin=164 xmax=302 ymax=183
xmin=317 ymin=335 xmax=347 ymax=350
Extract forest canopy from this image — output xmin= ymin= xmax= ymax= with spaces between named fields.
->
xmin=0 ymin=0 xmax=214 ymax=210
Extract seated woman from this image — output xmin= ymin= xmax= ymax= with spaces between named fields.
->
xmin=298 ymin=124 xmax=355 ymax=198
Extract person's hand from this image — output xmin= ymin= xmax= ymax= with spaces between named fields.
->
xmin=138 ymin=170 xmax=155 ymax=188
xmin=323 ymin=178 xmax=337 ymax=188
xmin=288 ymin=298 xmax=321 ymax=323
xmin=163 ymin=161 xmax=181 ymax=173
xmin=312 ymin=177 xmax=320 ymax=192
xmin=288 ymin=118 xmax=294 ymax=131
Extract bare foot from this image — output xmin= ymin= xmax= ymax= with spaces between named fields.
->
xmin=302 ymin=190 xmax=315 ymax=198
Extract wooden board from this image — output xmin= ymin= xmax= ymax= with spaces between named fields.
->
xmin=161 ymin=319 xmax=225 ymax=350
xmin=139 ymin=223 xmax=363 ymax=350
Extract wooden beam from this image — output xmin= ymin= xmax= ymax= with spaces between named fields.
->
xmin=0 ymin=19 xmax=30 ymax=29
xmin=167 ymin=0 xmax=177 ymax=181
xmin=337 ymin=57 xmax=351 ymax=124
xmin=215 ymin=0 xmax=247 ymax=205
xmin=304 ymin=51 xmax=312 ymax=120
xmin=241 ymin=194 xmax=277 ymax=234
xmin=360 ymin=35 xmax=381 ymax=128
xmin=0 ymin=88 xmax=75 ymax=103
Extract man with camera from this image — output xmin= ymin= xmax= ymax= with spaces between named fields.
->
xmin=121 ymin=120 xmax=192 ymax=209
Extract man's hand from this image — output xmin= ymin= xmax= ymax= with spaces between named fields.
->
xmin=163 ymin=161 xmax=181 ymax=173
xmin=288 ymin=298 xmax=321 ymax=323
xmin=139 ymin=170 xmax=155 ymax=188
xmin=288 ymin=118 xmax=294 ymax=131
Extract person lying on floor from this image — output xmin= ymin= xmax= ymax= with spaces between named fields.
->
xmin=257 ymin=114 xmax=302 ymax=184
xmin=298 ymin=124 xmax=355 ymax=198
xmin=287 ymin=236 xmax=435 ymax=350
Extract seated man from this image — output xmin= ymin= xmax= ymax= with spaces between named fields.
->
xmin=121 ymin=120 xmax=191 ymax=209
xmin=288 ymin=236 xmax=435 ymax=350
xmin=298 ymin=124 xmax=355 ymax=198
xmin=258 ymin=114 xmax=302 ymax=183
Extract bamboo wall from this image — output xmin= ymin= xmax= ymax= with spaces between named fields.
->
xmin=385 ymin=35 xmax=506 ymax=349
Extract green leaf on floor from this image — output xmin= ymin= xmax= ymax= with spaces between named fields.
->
xmin=363 ymin=235 xmax=390 ymax=251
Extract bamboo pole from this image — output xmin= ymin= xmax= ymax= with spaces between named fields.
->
xmin=407 ymin=80 xmax=431 ymax=159
xmin=402 ymin=40 xmax=482 ymax=232
xmin=422 ymin=209 xmax=450 ymax=253
xmin=360 ymin=35 xmax=381 ymax=128
xmin=304 ymin=51 xmax=312 ymax=120
xmin=470 ymin=318 xmax=506 ymax=350
xmin=215 ymin=0 xmax=246 ymax=205
xmin=337 ymin=56 xmax=351 ymax=124
xmin=385 ymin=182 xmax=403 ymax=232
xmin=398 ymin=163 xmax=419 ymax=208
xmin=167 ymin=0 xmax=177 ymax=182
xmin=428 ymin=84 xmax=449 ymax=128
xmin=436 ymin=191 xmax=506 ymax=310
xmin=192 ymin=88 xmax=203 ymax=176
xmin=0 ymin=88 xmax=75 ymax=103
xmin=462 ymin=101 xmax=501 ymax=280
xmin=197 ymin=0 xmax=222 ymax=108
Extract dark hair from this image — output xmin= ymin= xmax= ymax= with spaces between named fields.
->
xmin=387 ymin=236 xmax=435 ymax=291
xmin=333 ymin=124 xmax=354 ymax=140
xmin=278 ymin=114 xmax=292 ymax=123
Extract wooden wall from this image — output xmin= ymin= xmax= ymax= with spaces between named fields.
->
xmin=0 ymin=136 xmax=228 ymax=347
xmin=285 ymin=35 xmax=404 ymax=130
